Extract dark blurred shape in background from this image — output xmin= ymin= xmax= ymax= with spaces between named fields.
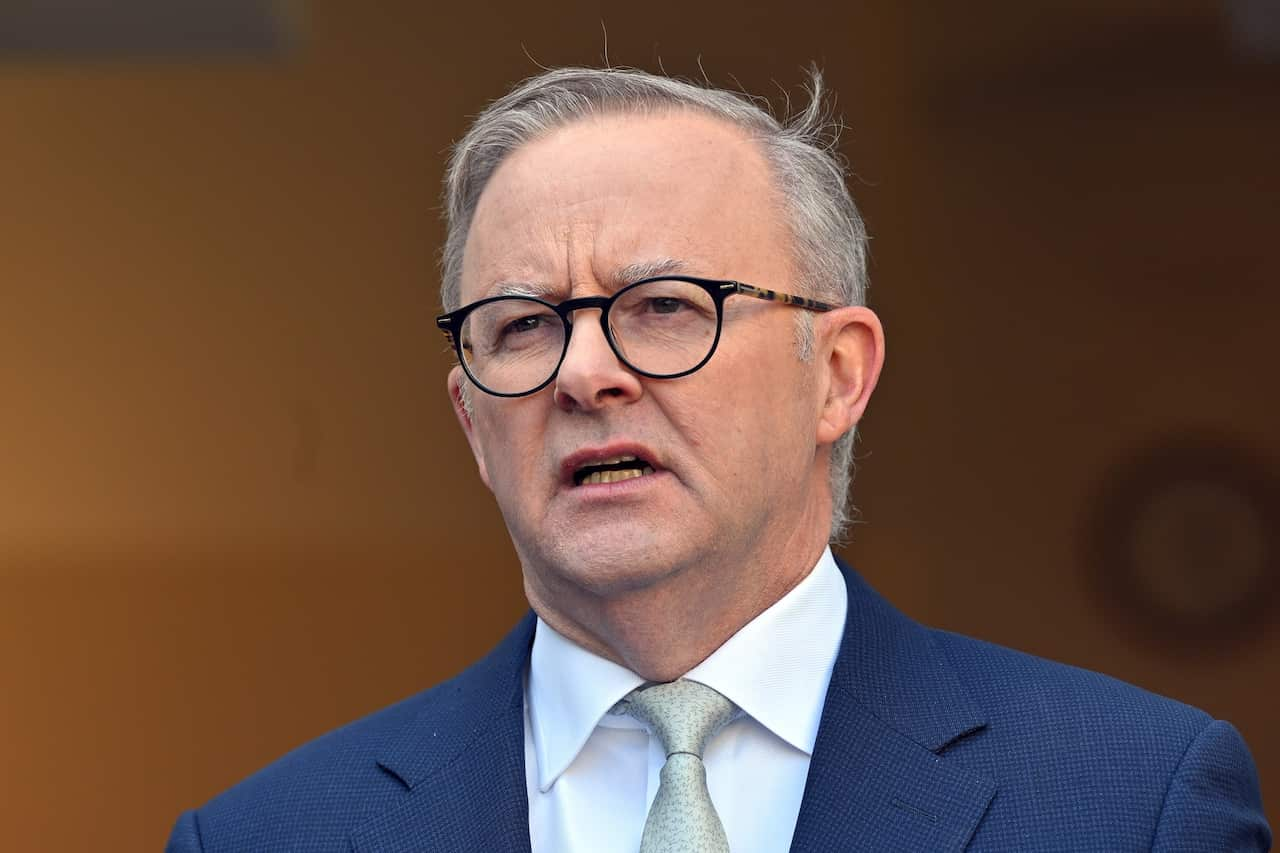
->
xmin=0 ymin=0 xmax=298 ymax=59
xmin=1228 ymin=0 xmax=1280 ymax=62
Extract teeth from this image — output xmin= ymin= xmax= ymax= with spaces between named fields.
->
xmin=597 ymin=454 xmax=637 ymax=465
xmin=581 ymin=465 xmax=656 ymax=486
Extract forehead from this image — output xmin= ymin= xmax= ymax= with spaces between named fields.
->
xmin=459 ymin=110 xmax=793 ymax=302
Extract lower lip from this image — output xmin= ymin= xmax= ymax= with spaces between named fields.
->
xmin=565 ymin=469 xmax=670 ymax=499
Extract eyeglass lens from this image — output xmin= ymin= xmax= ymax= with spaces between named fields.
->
xmin=459 ymin=278 xmax=719 ymax=395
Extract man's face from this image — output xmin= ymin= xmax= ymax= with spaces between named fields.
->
xmin=450 ymin=111 xmax=832 ymax=610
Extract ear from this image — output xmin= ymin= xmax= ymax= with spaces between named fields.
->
xmin=814 ymin=306 xmax=885 ymax=446
xmin=448 ymin=365 xmax=493 ymax=490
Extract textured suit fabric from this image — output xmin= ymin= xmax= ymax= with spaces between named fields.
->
xmin=166 ymin=560 xmax=1272 ymax=852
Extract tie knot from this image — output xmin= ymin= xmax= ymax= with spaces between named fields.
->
xmin=617 ymin=679 xmax=738 ymax=758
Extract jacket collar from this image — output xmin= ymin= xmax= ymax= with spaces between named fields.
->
xmin=788 ymin=557 xmax=995 ymax=851
xmin=352 ymin=612 xmax=536 ymax=853
xmin=352 ymin=559 xmax=995 ymax=852
xmin=828 ymin=556 xmax=987 ymax=752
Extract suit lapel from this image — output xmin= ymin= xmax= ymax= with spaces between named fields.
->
xmin=347 ymin=560 xmax=996 ymax=852
xmin=350 ymin=614 xmax=536 ymax=853
xmin=789 ymin=560 xmax=996 ymax=852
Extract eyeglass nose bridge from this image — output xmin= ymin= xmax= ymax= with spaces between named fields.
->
xmin=553 ymin=294 xmax=627 ymax=359
xmin=555 ymin=294 xmax=612 ymax=324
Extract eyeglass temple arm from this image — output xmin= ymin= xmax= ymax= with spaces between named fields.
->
xmin=436 ymin=315 xmax=459 ymax=347
xmin=726 ymin=282 xmax=838 ymax=312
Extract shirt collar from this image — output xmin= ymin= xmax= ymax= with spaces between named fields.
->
xmin=527 ymin=547 xmax=847 ymax=792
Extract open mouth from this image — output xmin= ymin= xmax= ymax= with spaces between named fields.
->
xmin=573 ymin=454 xmax=657 ymax=486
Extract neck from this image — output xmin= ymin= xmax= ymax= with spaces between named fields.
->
xmin=523 ymin=510 xmax=830 ymax=682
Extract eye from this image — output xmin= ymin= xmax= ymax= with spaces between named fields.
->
xmin=647 ymin=297 xmax=687 ymax=315
xmin=505 ymin=314 xmax=547 ymax=334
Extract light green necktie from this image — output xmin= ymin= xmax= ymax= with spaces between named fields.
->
xmin=615 ymin=679 xmax=739 ymax=853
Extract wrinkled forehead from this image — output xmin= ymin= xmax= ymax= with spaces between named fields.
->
xmin=457 ymin=111 xmax=793 ymax=305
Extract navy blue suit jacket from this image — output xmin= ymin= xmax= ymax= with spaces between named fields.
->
xmin=167 ymin=561 xmax=1271 ymax=851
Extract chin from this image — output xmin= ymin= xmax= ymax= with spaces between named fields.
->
xmin=533 ymin=525 xmax=693 ymax=598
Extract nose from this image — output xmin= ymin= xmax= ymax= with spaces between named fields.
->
xmin=553 ymin=309 xmax=643 ymax=412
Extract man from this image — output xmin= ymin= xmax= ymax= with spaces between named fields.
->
xmin=167 ymin=67 xmax=1271 ymax=852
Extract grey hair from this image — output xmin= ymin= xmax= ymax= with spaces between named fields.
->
xmin=441 ymin=66 xmax=869 ymax=543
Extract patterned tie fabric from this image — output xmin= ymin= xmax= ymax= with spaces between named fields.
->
xmin=615 ymin=679 xmax=739 ymax=853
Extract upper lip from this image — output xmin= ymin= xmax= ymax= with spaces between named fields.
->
xmin=559 ymin=442 xmax=664 ymax=486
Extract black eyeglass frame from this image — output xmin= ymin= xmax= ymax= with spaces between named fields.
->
xmin=435 ymin=276 xmax=838 ymax=398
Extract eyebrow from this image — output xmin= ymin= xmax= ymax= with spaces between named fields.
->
xmin=490 ymin=280 xmax=559 ymax=299
xmin=610 ymin=257 xmax=689 ymax=287
xmin=483 ymin=258 xmax=692 ymax=301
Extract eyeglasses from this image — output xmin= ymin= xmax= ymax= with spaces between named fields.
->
xmin=436 ymin=276 xmax=836 ymax=398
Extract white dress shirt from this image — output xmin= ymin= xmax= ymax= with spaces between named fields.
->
xmin=524 ymin=548 xmax=848 ymax=853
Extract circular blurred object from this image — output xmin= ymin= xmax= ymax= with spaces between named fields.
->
xmin=1088 ymin=434 xmax=1278 ymax=651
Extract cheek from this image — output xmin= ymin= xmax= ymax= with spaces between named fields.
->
xmin=472 ymin=405 xmax=542 ymax=493
xmin=663 ymin=376 xmax=783 ymax=481
xmin=707 ymin=360 xmax=815 ymax=476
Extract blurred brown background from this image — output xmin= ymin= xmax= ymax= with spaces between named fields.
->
xmin=1 ymin=1 xmax=1276 ymax=849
